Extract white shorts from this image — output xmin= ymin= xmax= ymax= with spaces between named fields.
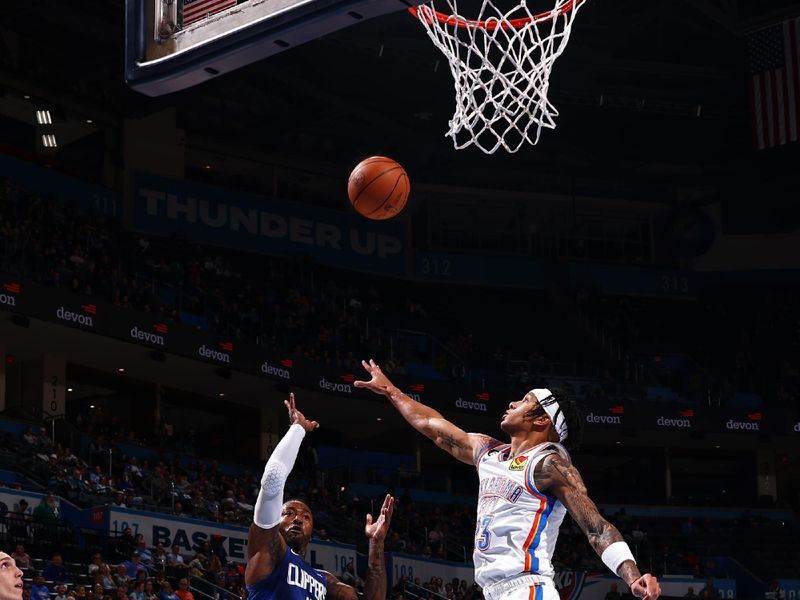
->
xmin=482 ymin=575 xmax=560 ymax=600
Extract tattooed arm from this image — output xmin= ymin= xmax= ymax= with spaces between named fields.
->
xmin=536 ymin=453 xmax=661 ymax=600
xmin=355 ymin=359 xmax=494 ymax=464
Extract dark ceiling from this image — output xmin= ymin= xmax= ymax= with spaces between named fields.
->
xmin=1 ymin=0 xmax=798 ymax=202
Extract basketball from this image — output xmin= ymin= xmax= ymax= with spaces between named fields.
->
xmin=347 ymin=156 xmax=410 ymax=220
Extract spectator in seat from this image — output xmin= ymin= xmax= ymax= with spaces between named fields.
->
xmin=157 ymin=582 xmax=177 ymax=600
xmin=340 ymin=562 xmax=364 ymax=593
xmin=96 ymin=565 xmax=114 ymax=591
xmin=32 ymin=495 xmax=60 ymax=540
xmin=8 ymin=500 xmax=30 ymax=539
xmin=42 ymin=554 xmax=68 ymax=583
xmin=166 ymin=545 xmax=187 ymax=573
xmin=133 ymin=537 xmax=153 ymax=566
xmin=143 ymin=581 xmax=157 ymax=600
xmin=116 ymin=529 xmax=137 ymax=558
xmin=54 ymin=584 xmax=69 ymax=600
xmin=208 ymin=536 xmax=227 ymax=567
xmin=129 ymin=581 xmax=146 ymax=600
xmin=10 ymin=545 xmax=31 ymax=570
xmin=174 ymin=580 xmax=193 ymax=600
xmin=112 ymin=565 xmax=129 ymax=589
xmin=87 ymin=555 xmax=106 ymax=577
xmin=151 ymin=546 xmax=167 ymax=573
xmin=685 ymin=587 xmax=698 ymax=600
xmin=121 ymin=553 xmax=147 ymax=581
xmin=186 ymin=554 xmax=205 ymax=579
xmin=30 ymin=577 xmax=48 ymax=600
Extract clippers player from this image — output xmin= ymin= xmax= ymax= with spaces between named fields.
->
xmin=0 ymin=552 xmax=24 ymax=600
xmin=356 ymin=360 xmax=661 ymax=600
xmin=246 ymin=393 xmax=394 ymax=600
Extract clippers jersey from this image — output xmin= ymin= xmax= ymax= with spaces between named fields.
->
xmin=247 ymin=547 xmax=327 ymax=600
xmin=473 ymin=440 xmax=569 ymax=588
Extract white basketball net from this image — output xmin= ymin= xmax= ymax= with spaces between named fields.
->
xmin=413 ymin=0 xmax=584 ymax=154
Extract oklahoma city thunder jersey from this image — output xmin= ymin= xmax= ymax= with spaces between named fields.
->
xmin=473 ymin=440 xmax=569 ymax=588
xmin=247 ymin=547 xmax=327 ymax=600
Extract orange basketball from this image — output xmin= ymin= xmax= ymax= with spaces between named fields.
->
xmin=347 ymin=156 xmax=410 ymax=220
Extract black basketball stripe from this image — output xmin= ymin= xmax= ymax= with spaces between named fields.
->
xmin=349 ymin=157 xmax=397 ymax=180
xmin=363 ymin=172 xmax=408 ymax=217
xmin=351 ymin=166 xmax=404 ymax=207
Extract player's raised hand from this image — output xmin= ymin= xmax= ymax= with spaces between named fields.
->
xmin=364 ymin=494 xmax=394 ymax=542
xmin=354 ymin=359 xmax=394 ymax=396
xmin=284 ymin=392 xmax=319 ymax=432
xmin=629 ymin=574 xmax=661 ymax=600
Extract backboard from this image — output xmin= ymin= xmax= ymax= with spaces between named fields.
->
xmin=125 ymin=0 xmax=419 ymax=96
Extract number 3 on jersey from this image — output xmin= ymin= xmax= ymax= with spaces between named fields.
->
xmin=476 ymin=515 xmax=494 ymax=550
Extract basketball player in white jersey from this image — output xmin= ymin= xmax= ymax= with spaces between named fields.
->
xmin=355 ymin=360 xmax=661 ymax=600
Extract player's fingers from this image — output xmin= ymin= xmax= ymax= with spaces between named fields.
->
xmin=365 ymin=514 xmax=373 ymax=526
xmin=361 ymin=359 xmax=370 ymax=370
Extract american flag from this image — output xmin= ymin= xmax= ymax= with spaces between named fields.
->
xmin=182 ymin=0 xmax=237 ymax=27
xmin=747 ymin=18 xmax=800 ymax=150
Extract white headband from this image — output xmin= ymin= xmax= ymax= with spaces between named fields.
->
xmin=530 ymin=388 xmax=568 ymax=442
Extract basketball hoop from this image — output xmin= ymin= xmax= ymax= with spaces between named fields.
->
xmin=410 ymin=0 xmax=586 ymax=154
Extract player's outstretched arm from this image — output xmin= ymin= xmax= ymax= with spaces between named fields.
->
xmin=321 ymin=495 xmax=394 ymax=600
xmin=363 ymin=494 xmax=394 ymax=600
xmin=245 ymin=393 xmax=319 ymax=587
xmin=355 ymin=359 xmax=492 ymax=465
xmin=536 ymin=454 xmax=661 ymax=600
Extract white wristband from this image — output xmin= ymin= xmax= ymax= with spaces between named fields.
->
xmin=601 ymin=541 xmax=636 ymax=576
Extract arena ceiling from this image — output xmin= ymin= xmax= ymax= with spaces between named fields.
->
xmin=1 ymin=0 xmax=798 ymax=202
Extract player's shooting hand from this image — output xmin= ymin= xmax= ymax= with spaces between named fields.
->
xmin=364 ymin=494 xmax=394 ymax=543
xmin=629 ymin=574 xmax=661 ymax=600
xmin=354 ymin=359 xmax=394 ymax=396
xmin=284 ymin=392 xmax=319 ymax=432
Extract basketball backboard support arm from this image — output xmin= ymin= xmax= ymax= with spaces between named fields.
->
xmin=126 ymin=0 xmax=420 ymax=97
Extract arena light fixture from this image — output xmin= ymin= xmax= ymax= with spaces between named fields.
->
xmin=41 ymin=134 xmax=58 ymax=148
xmin=36 ymin=110 xmax=52 ymax=125
xmin=117 ymin=367 xmax=125 ymax=372
xmin=67 ymin=388 xmax=73 ymax=392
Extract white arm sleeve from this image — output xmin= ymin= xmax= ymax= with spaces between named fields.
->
xmin=252 ymin=423 xmax=306 ymax=529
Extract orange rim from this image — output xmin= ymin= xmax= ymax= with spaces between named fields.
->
xmin=409 ymin=0 xmax=581 ymax=30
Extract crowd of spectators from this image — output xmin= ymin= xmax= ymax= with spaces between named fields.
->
xmin=0 ymin=177 xmax=583 ymax=389
xmin=574 ymin=288 xmax=800 ymax=411
xmin=6 ymin=382 xmax=799 ymax=580
xmin=6 ymin=542 xmax=246 ymax=600
xmin=5 ymin=175 xmax=794 ymax=414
